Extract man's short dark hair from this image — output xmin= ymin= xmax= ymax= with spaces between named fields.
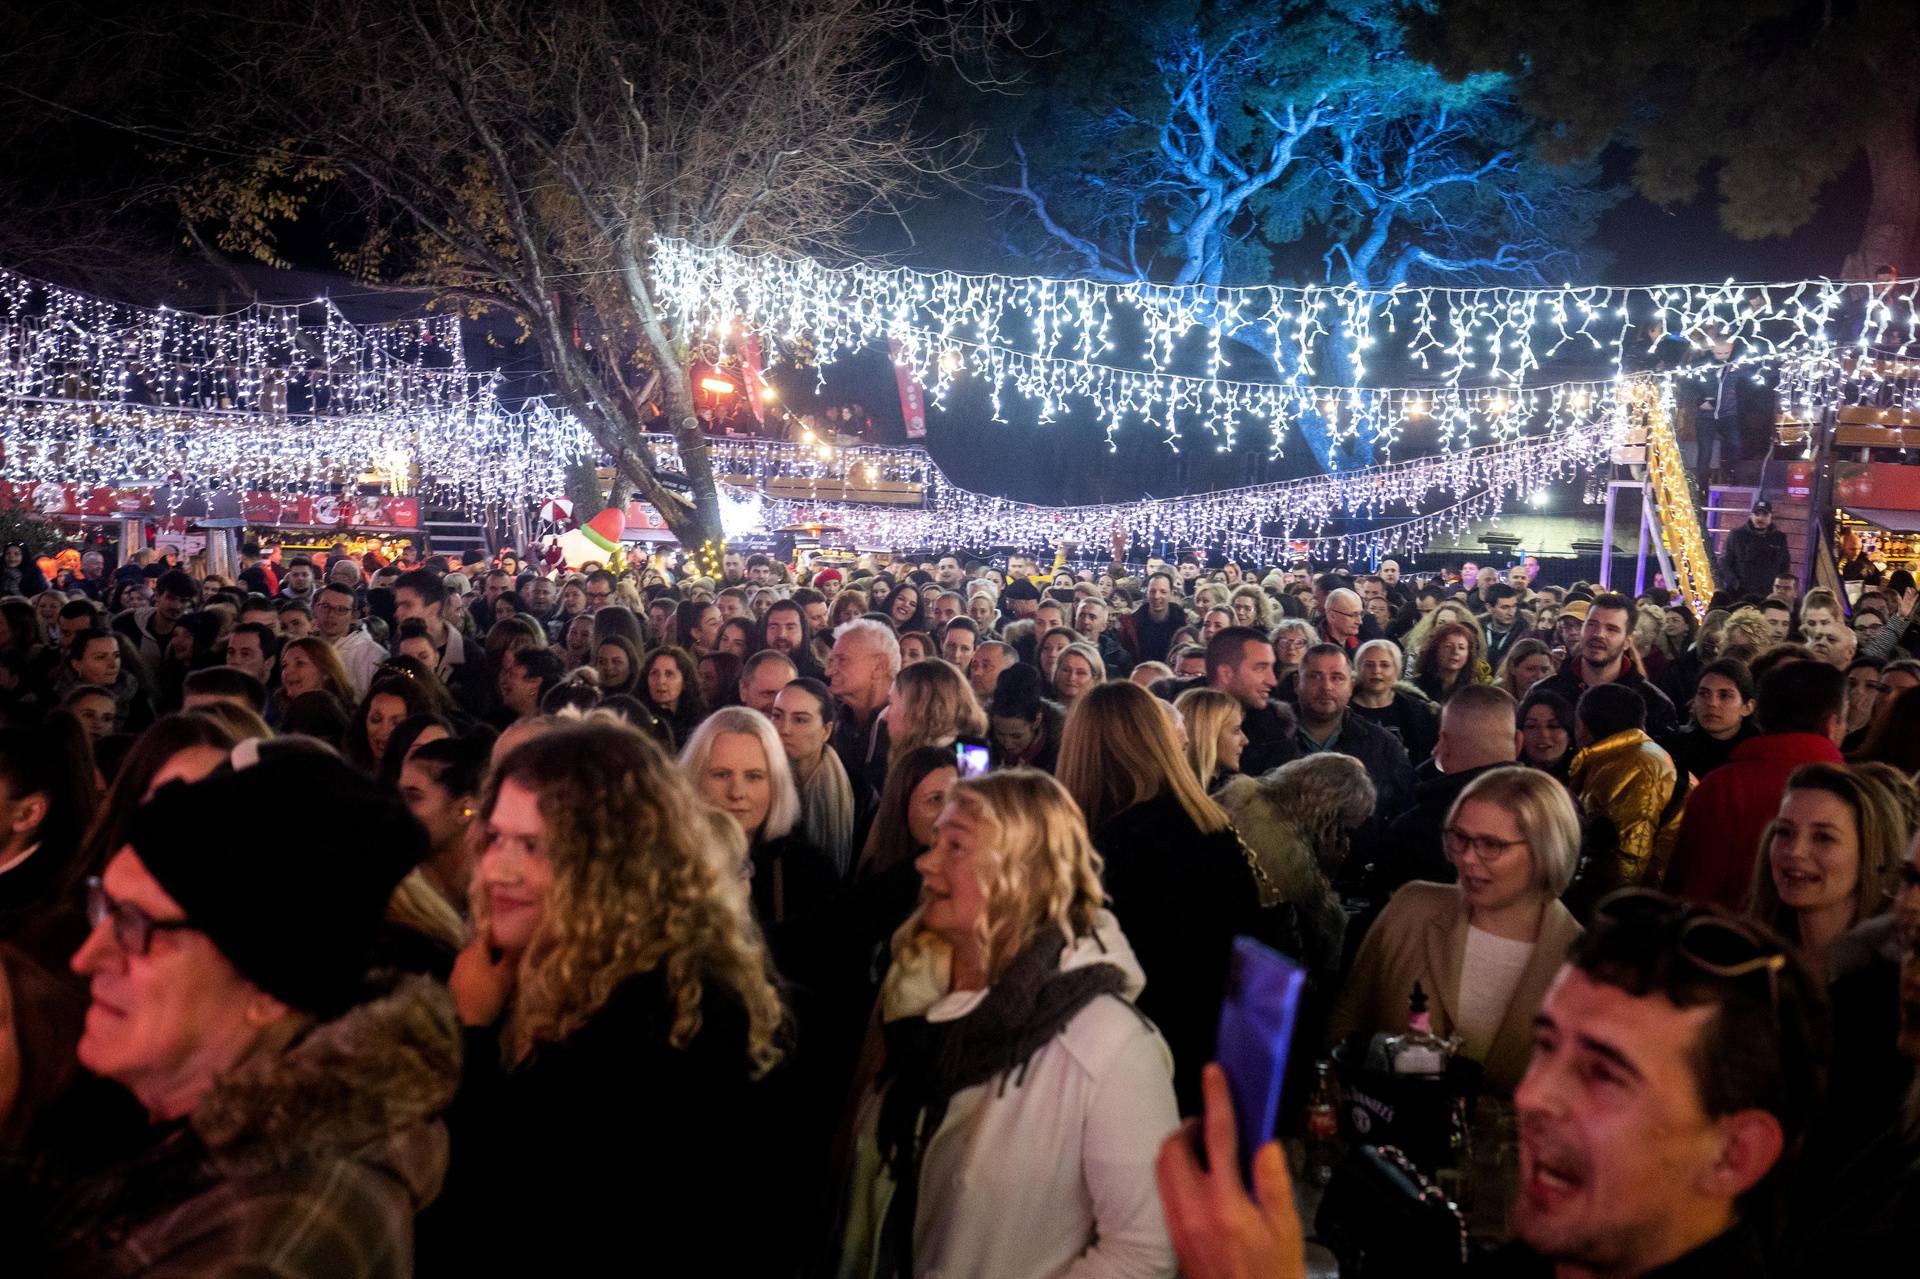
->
xmin=512 ymin=648 xmax=566 ymax=694
xmin=1577 ymin=682 xmax=1646 ymax=740
xmin=1588 ymin=591 xmax=1636 ymax=630
xmin=394 ymin=568 xmax=447 ymax=608
xmin=183 ymin=666 xmax=268 ymax=711
xmin=746 ymin=554 xmax=773 ymax=571
xmin=395 ymin=617 xmax=434 ymax=644
xmin=1486 ymin=583 xmax=1519 ymax=605
xmin=1846 ymin=654 xmax=1886 ymax=676
xmin=1569 ymin=893 xmax=1827 ymax=1214
xmin=58 ymin=598 xmax=99 ymax=623
xmin=156 ymin=569 xmax=199 ymax=602
xmin=790 ymin=587 xmax=825 ymax=608
xmin=1696 ymin=656 xmax=1754 ymax=702
xmin=407 ymin=735 xmax=489 ymax=797
xmin=1415 ymin=582 xmax=1444 ymax=604
xmin=1146 ymin=570 xmax=1175 ymax=589
xmin=319 ymin=581 xmax=356 ymax=604
xmin=944 ymin=616 xmax=980 ymax=640
xmin=1755 ymin=660 xmax=1846 ymax=735
xmin=1300 ymin=642 xmax=1350 ymax=669
xmin=1314 ymin=572 xmax=1351 ymax=594
xmin=485 ymin=568 xmax=511 ymax=584
xmin=1205 ymin=625 xmax=1271 ymax=681
xmin=1760 ymin=596 xmax=1793 ymax=616
xmin=277 ymin=599 xmax=311 ymax=620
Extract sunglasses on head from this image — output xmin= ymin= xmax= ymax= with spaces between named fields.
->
xmin=1592 ymin=888 xmax=1789 ymax=1023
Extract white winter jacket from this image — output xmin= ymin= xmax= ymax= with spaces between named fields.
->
xmin=837 ymin=911 xmax=1179 ymax=1279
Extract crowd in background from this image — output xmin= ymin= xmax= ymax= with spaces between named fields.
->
xmin=0 ymin=516 xmax=1916 ymax=1277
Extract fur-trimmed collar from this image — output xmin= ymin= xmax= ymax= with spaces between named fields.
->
xmin=191 ymin=974 xmax=460 ymax=1198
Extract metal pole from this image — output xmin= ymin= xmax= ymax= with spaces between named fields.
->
xmin=1600 ymin=483 xmax=1619 ymax=590
xmin=1634 ymin=491 xmax=1651 ymax=596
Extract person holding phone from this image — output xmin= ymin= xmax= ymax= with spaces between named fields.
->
xmin=426 ymin=718 xmax=794 ymax=1274
xmin=837 ymin=769 xmax=1178 ymax=1279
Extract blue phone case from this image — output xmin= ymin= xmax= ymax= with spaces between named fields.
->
xmin=1215 ymin=935 xmax=1307 ymax=1179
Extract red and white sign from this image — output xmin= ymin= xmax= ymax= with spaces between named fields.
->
xmin=622 ymin=499 xmax=677 ymax=542
xmin=0 ymin=481 xmax=421 ymax=531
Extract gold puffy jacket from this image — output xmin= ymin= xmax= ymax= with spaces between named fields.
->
xmin=1569 ymin=728 xmax=1682 ymax=888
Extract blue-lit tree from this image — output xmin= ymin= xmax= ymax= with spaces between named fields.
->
xmin=982 ymin=0 xmax=1614 ymax=468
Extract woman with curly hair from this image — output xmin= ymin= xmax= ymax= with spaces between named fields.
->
xmin=888 ymin=581 xmax=927 ymax=633
xmin=429 ymin=717 xmax=792 ymax=1273
xmin=1228 ymin=583 xmax=1272 ymax=632
xmin=1400 ymin=599 xmax=1478 ymax=674
xmin=837 ymin=770 xmax=1177 ymax=1278
xmin=1411 ymin=619 xmax=1490 ymax=703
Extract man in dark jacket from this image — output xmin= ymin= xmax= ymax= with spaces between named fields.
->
xmin=1291 ymin=644 xmax=1414 ymax=815
xmin=1533 ymin=593 xmax=1679 ymax=745
xmin=1719 ymin=500 xmax=1791 ymax=599
xmin=1118 ymin=571 xmax=1189 ymax=665
xmin=1364 ymin=685 xmax=1522 ymax=899
xmin=1205 ymin=626 xmax=1297 ymax=776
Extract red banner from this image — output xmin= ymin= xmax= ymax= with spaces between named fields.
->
xmin=1837 ymin=461 xmax=1920 ymax=511
xmin=0 ymin=481 xmax=420 ymax=530
xmin=889 ymin=338 xmax=928 ymax=440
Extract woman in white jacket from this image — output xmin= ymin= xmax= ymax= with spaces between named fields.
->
xmin=838 ymin=768 xmax=1179 ymax=1279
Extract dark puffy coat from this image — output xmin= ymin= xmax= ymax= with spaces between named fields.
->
xmin=1094 ymin=790 xmax=1265 ymax=1114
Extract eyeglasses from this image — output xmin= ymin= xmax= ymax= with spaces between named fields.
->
xmin=1592 ymin=888 xmax=1788 ymax=1023
xmin=1442 ymin=827 xmax=1529 ymax=863
xmin=586 ymin=590 xmax=612 ymax=602
xmin=86 ymin=876 xmax=197 ymax=957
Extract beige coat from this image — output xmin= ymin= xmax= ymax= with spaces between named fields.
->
xmin=1328 ymin=881 xmax=1582 ymax=1094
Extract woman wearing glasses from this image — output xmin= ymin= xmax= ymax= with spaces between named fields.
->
xmin=1330 ymin=765 xmax=1584 ymax=1093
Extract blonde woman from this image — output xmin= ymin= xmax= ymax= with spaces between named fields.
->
xmin=1229 ymin=583 xmax=1273 ymax=631
xmin=1174 ymin=686 xmax=1246 ymax=791
xmin=1051 ymin=639 xmax=1106 ymax=705
xmin=1058 ymin=680 xmax=1269 ymax=1111
xmin=838 ymin=771 xmax=1177 ymax=1279
xmin=1330 ymin=765 xmax=1583 ymax=1093
xmin=682 ymin=706 xmax=837 ymax=937
xmin=886 ymin=658 xmax=988 ymax=758
xmin=432 ymin=718 xmax=792 ymax=1274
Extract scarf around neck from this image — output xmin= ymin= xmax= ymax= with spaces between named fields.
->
xmin=874 ymin=927 xmax=1130 ymax=1275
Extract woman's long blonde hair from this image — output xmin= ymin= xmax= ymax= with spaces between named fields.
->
xmin=1402 ymin=601 xmax=1476 ymax=672
xmin=888 ymin=658 xmax=987 ymax=757
xmin=1057 ymin=680 xmax=1228 ymax=835
xmin=477 ymin=717 xmax=787 ymax=1075
xmin=1174 ymin=686 xmax=1242 ymax=788
xmin=893 ymin=770 xmax=1107 ymax=984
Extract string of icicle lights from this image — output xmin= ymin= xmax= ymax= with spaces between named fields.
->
xmin=652 ymin=237 xmax=1920 ymax=454
xmin=717 ymin=383 xmax=1645 ymax=561
xmin=0 ymin=265 xmax=488 ymax=419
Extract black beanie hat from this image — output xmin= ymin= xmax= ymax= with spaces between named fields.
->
xmin=1001 ymin=578 xmax=1042 ymax=602
xmin=128 ymin=748 xmax=429 ymax=1017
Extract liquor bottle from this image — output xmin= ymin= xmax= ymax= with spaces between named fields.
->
xmin=1383 ymin=982 xmax=1452 ymax=1076
xmin=1302 ymin=1059 xmax=1342 ymax=1189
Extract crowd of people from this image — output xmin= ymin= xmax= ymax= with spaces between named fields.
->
xmin=0 ymin=523 xmax=1916 ymax=1277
